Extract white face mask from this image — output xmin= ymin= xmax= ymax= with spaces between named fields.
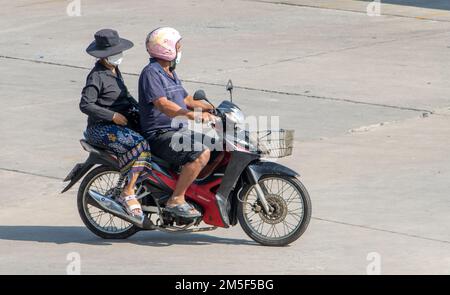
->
xmin=107 ymin=52 xmax=123 ymax=66
xmin=169 ymin=51 xmax=182 ymax=71
xmin=175 ymin=51 xmax=182 ymax=64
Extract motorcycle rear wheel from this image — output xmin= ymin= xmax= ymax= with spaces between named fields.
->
xmin=77 ymin=165 xmax=140 ymax=239
xmin=237 ymin=175 xmax=311 ymax=246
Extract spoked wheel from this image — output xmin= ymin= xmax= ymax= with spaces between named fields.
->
xmin=77 ymin=165 xmax=139 ymax=239
xmin=238 ymin=175 xmax=311 ymax=246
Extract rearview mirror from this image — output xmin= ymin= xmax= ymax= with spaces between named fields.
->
xmin=193 ymin=89 xmax=207 ymax=101
xmin=193 ymin=89 xmax=215 ymax=108
xmin=226 ymin=79 xmax=233 ymax=102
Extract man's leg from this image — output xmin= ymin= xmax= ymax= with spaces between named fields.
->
xmin=166 ymin=149 xmax=210 ymax=207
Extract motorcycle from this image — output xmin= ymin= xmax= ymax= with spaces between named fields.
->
xmin=61 ymin=80 xmax=311 ymax=246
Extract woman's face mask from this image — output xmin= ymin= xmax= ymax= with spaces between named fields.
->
xmin=107 ymin=52 xmax=124 ymax=66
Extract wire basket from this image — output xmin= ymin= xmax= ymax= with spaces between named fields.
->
xmin=251 ymin=129 xmax=295 ymax=158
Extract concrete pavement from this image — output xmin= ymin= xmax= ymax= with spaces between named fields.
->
xmin=0 ymin=0 xmax=449 ymax=274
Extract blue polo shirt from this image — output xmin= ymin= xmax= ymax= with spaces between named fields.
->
xmin=138 ymin=58 xmax=189 ymax=138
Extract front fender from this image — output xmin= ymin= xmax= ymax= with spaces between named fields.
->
xmin=246 ymin=160 xmax=299 ymax=184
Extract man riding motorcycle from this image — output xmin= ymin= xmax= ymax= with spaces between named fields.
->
xmin=138 ymin=27 xmax=217 ymax=219
xmin=62 ymin=27 xmax=311 ymax=247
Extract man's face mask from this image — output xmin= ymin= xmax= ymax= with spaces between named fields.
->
xmin=107 ymin=52 xmax=124 ymax=66
xmin=175 ymin=51 xmax=182 ymax=64
xmin=170 ymin=51 xmax=182 ymax=71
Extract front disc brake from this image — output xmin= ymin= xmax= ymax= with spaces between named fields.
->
xmin=258 ymin=194 xmax=288 ymax=224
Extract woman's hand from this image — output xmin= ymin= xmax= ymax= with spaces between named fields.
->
xmin=112 ymin=112 xmax=128 ymax=126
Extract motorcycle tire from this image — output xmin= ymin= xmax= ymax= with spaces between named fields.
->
xmin=77 ymin=165 xmax=140 ymax=239
xmin=237 ymin=174 xmax=311 ymax=246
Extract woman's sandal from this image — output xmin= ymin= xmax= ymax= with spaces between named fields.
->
xmin=165 ymin=203 xmax=201 ymax=218
xmin=118 ymin=194 xmax=143 ymax=217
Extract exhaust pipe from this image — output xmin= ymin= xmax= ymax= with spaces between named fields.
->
xmin=88 ymin=190 xmax=152 ymax=229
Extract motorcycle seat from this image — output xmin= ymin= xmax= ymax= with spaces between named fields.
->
xmin=80 ymin=139 xmax=116 ymax=157
xmin=80 ymin=139 xmax=175 ymax=171
xmin=150 ymin=154 xmax=173 ymax=170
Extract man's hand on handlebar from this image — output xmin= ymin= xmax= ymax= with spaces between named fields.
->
xmin=202 ymin=112 xmax=217 ymax=123
xmin=193 ymin=111 xmax=218 ymax=125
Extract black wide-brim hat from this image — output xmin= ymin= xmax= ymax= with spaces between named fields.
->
xmin=86 ymin=29 xmax=134 ymax=58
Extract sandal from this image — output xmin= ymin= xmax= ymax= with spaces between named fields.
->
xmin=165 ymin=203 xmax=201 ymax=218
xmin=118 ymin=194 xmax=143 ymax=217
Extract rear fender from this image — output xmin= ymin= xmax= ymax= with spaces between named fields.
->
xmin=61 ymin=150 xmax=119 ymax=194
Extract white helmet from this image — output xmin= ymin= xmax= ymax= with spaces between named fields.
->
xmin=146 ymin=27 xmax=181 ymax=61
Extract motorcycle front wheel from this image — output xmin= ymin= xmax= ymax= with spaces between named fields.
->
xmin=237 ymin=175 xmax=311 ymax=246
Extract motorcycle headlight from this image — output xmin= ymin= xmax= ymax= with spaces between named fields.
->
xmin=225 ymin=109 xmax=245 ymax=124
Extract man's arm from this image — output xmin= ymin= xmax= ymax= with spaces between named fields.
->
xmin=184 ymin=95 xmax=214 ymax=112
xmin=154 ymin=96 xmax=195 ymax=119
xmin=154 ymin=96 xmax=216 ymax=122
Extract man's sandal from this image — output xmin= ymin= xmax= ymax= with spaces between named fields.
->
xmin=118 ymin=194 xmax=143 ymax=217
xmin=165 ymin=203 xmax=201 ymax=218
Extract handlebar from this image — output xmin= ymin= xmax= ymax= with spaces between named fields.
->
xmin=206 ymin=121 xmax=216 ymax=128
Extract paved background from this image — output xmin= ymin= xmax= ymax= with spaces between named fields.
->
xmin=0 ymin=0 xmax=449 ymax=274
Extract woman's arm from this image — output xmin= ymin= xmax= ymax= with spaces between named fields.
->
xmin=127 ymin=94 xmax=139 ymax=107
xmin=79 ymin=73 xmax=117 ymax=122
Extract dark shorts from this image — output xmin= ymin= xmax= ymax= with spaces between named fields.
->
xmin=147 ymin=128 xmax=218 ymax=167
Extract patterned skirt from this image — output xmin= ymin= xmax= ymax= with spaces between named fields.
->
xmin=85 ymin=124 xmax=152 ymax=177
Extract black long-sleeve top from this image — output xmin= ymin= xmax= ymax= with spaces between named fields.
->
xmin=80 ymin=61 xmax=138 ymax=127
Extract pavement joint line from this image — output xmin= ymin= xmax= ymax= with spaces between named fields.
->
xmin=182 ymin=79 xmax=433 ymax=113
xmin=432 ymin=111 xmax=450 ymax=117
xmin=312 ymin=217 xmax=450 ymax=244
xmin=0 ymin=167 xmax=62 ymax=181
xmin=218 ymin=40 xmax=399 ymax=72
xmin=1 ymin=167 xmax=448 ymax=244
xmin=0 ymin=55 xmax=433 ymax=114
xmin=223 ymin=29 xmax=450 ymax=71
xmin=15 ymin=0 xmax=64 ymax=8
xmin=185 ymin=29 xmax=449 ymax=78
xmin=247 ymin=0 xmax=450 ymax=23
xmin=0 ymin=16 xmax=68 ymax=35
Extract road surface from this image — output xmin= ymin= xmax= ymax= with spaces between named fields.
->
xmin=0 ymin=0 xmax=449 ymax=274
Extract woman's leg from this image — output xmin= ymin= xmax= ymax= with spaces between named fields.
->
xmin=121 ymin=172 xmax=142 ymax=215
xmin=85 ymin=124 xmax=151 ymax=217
xmin=116 ymin=130 xmax=152 ymax=216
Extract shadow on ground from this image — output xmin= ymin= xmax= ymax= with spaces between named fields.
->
xmin=0 ymin=226 xmax=257 ymax=247
xmin=360 ymin=0 xmax=450 ymax=10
